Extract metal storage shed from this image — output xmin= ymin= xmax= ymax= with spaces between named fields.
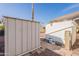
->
xmin=2 ymin=16 xmax=40 ymax=56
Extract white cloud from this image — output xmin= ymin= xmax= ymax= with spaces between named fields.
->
xmin=62 ymin=4 xmax=79 ymax=11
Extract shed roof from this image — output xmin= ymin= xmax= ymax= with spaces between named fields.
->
xmin=3 ymin=16 xmax=39 ymax=23
xmin=50 ymin=11 xmax=79 ymax=23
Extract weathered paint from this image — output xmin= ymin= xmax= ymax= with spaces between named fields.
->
xmin=46 ymin=20 xmax=73 ymax=44
xmin=46 ymin=20 xmax=73 ymax=34
xmin=46 ymin=18 xmax=78 ymax=51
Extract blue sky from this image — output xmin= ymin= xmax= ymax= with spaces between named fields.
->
xmin=0 ymin=3 xmax=79 ymax=25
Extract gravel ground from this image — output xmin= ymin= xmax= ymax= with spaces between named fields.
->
xmin=23 ymin=39 xmax=62 ymax=56
xmin=0 ymin=35 xmax=79 ymax=56
xmin=71 ymin=39 xmax=79 ymax=56
xmin=24 ymin=39 xmax=74 ymax=56
xmin=30 ymin=48 xmax=61 ymax=56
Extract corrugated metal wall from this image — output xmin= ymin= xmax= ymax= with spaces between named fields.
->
xmin=4 ymin=17 xmax=40 ymax=56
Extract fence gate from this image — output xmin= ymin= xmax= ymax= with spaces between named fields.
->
xmin=4 ymin=16 xmax=40 ymax=56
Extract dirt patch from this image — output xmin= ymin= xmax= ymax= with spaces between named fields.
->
xmin=30 ymin=48 xmax=61 ymax=56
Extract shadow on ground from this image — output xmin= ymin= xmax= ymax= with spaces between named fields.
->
xmin=72 ymin=39 xmax=79 ymax=50
xmin=30 ymin=48 xmax=61 ymax=56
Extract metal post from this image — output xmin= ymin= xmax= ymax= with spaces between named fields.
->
xmin=32 ymin=3 xmax=34 ymax=21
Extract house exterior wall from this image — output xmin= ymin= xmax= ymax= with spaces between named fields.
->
xmin=46 ymin=20 xmax=73 ymax=34
xmin=45 ymin=20 xmax=73 ymax=44
xmin=46 ymin=27 xmax=72 ymax=44
xmin=71 ymin=22 xmax=77 ymax=46
xmin=4 ymin=18 xmax=40 ymax=56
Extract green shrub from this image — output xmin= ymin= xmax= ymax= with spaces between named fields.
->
xmin=0 ymin=25 xmax=4 ymax=30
